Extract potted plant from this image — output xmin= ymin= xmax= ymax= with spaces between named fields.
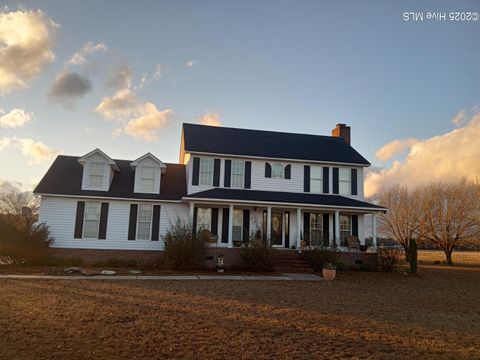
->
xmin=322 ymin=262 xmax=336 ymax=281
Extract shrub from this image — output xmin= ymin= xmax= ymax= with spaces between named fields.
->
xmin=239 ymin=239 xmax=276 ymax=272
xmin=163 ymin=220 xmax=208 ymax=270
xmin=302 ymin=249 xmax=338 ymax=271
xmin=377 ymin=247 xmax=403 ymax=272
xmin=0 ymin=215 xmax=53 ymax=265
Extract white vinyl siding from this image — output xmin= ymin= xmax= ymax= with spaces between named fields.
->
xmin=139 ymin=166 xmax=156 ymax=193
xmin=231 ymin=160 xmax=245 ymax=188
xmin=136 ymin=204 xmax=153 ymax=240
xmin=89 ymin=163 xmax=105 ymax=188
xmin=199 ymin=158 xmax=214 ymax=186
xmin=196 ymin=208 xmax=211 ymax=231
xmin=339 ymin=168 xmax=351 ymax=195
xmin=272 ymin=163 xmax=284 ymax=178
xmin=232 ymin=209 xmax=243 ymax=241
xmin=310 ymin=167 xmax=322 ymax=193
xmin=83 ymin=202 xmax=100 ymax=238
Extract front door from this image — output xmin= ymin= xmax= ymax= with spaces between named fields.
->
xmin=271 ymin=211 xmax=283 ymax=247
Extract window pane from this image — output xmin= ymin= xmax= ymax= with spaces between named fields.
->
xmin=196 ymin=208 xmax=211 ymax=231
xmin=141 ymin=166 xmax=155 ymax=179
xmin=272 ymin=163 xmax=283 ymax=178
xmin=199 ymin=158 xmax=214 ymax=186
xmin=83 ymin=202 xmax=100 ymax=238
xmin=136 ymin=204 xmax=153 ymax=240
xmin=90 ymin=163 xmax=104 ymax=176
xmin=231 ymin=160 xmax=244 ymax=188
xmin=340 ymin=215 xmax=352 ymax=245
xmin=233 ymin=209 xmax=243 ymax=226
xmin=339 ymin=168 xmax=351 ymax=195
xmin=310 ymin=166 xmax=322 ymax=193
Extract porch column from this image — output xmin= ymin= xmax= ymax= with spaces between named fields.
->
xmin=372 ymin=212 xmax=377 ymax=249
xmin=296 ymin=208 xmax=302 ymax=252
xmin=228 ymin=204 xmax=234 ymax=248
xmin=189 ymin=202 xmax=195 ymax=221
xmin=266 ymin=206 xmax=272 ymax=246
xmin=334 ymin=210 xmax=340 ymax=247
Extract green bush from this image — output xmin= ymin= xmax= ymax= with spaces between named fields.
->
xmin=302 ymin=249 xmax=338 ymax=271
xmin=239 ymin=240 xmax=277 ymax=272
xmin=163 ymin=220 xmax=208 ymax=270
xmin=0 ymin=215 xmax=53 ymax=265
xmin=377 ymin=247 xmax=403 ymax=272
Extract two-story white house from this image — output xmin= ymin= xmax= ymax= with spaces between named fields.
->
xmin=34 ymin=123 xmax=385 ymax=261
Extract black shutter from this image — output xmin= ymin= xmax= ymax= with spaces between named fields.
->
xmin=304 ymin=166 xmax=310 ymax=192
xmin=333 ymin=167 xmax=339 ymax=194
xmin=285 ymin=165 xmax=291 ymax=179
xmin=128 ymin=204 xmax=138 ymax=240
xmin=265 ymin=163 xmax=272 ymax=178
xmin=192 ymin=157 xmax=200 ymax=186
xmin=303 ymin=212 xmax=310 ymax=243
xmin=74 ymin=201 xmax=85 ymax=239
xmin=222 ymin=208 xmax=229 ymax=243
xmin=244 ymin=161 xmax=251 ymax=189
xmin=224 ymin=160 xmax=231 ymax=187
xmin=352 ymin=215 xmax=358 ymax=236
xmin=284 ymin=211 xmax=290 ymax=248
xmin=192 ymin=206 xmax=198 ymax=234
xmin=211 ymin=208 xmax=219 ymax=236
xmin=213 ymin=159 xmax=221 ymax=187
xmin=351 ymin=168 xmax=358 ymax=195
xmin=151 ymin=205 xmax=161 ymax=241
xmin=323 ymin=167 xmax=329 ymax=194
xmin=323 ymin=213 xmax=330 ymax=246
xmin=243 ymin=209 xmax=250 ymax=242
xmin=98 ymin=203 xmax=109 ymax=240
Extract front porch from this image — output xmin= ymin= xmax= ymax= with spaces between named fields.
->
xmin=189 ymin=201 xmax=379 ymax=251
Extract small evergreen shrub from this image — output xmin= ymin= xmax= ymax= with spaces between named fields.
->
xmin=163 ymin=220 xmax=208 ymax=270
xmin=302 ymin=249 xmax=338 ymax=271
xmin=239 ymin=239 xmax=276 ymax=272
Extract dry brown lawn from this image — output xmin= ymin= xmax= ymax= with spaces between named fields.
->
xmin=1 ymin=267 xmax=479 ymax=360
xmin=418 ymin=250 xmax=480 ymax=266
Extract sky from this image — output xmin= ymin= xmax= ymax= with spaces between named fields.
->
xmin=0 ymin=0 xmax=479 ymax=196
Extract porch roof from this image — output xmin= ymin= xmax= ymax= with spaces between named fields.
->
xmin=184 ymin=188 xmax=386 ymax=211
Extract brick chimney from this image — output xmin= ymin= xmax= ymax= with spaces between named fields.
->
xmin=331 ymin=123 xmax=351 ymax=145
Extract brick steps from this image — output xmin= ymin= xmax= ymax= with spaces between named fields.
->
xmin=274 ymin=251 xmax=314 ymax=273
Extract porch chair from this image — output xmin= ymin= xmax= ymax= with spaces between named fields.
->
xmin=346 ymin=235 xmax=360 ymax=252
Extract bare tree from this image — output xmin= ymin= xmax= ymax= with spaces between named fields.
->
xmin=375 ymin=185 xmax=424 ymax=258
xmin=0 ymin=190 xmax=39 ymax=218
xmin=421 ymin=180 xmax=480 ymax=265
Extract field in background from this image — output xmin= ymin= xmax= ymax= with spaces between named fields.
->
xmin=1 ymin=267 xmax=479 ymax=359
xmin=418 ymin=250 xmax=480 ymax=266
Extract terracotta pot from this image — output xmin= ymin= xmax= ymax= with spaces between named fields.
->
xmin=322 ymin=268 xmax=336 ymax=281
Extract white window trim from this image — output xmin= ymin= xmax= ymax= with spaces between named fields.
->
xmin=136 ymin=203 xmax=154 ymax=241
xmin=139 ymin=166 xmax=156 ymax=193
xmin=340 ymin=214 xmax=352 ymax=244
xmin=231 ymin=159 xmax=245 ymax=189
xmin=83 ymin=201 xmax=101 ymax=239
xmin=196 ymin=208 xmax=212 ymax=232
xmin=339 ymin=168 xmax=351 ymax=195
xmin=89 ymin=162 xmax=105 ymax=188
xmin=232 ymin=209 xmax=243 ymax=241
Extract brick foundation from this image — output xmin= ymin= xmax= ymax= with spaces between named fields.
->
xmin=52 ymin=248 xmax=163 ymax=265
xmin=336 ymin=251 xmax=378 ymax=269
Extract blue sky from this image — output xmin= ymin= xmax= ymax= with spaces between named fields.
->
xmin=1 ymin=0 xmax=479 ymax=193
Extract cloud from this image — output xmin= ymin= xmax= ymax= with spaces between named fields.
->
xmin=67 ymin=41 xmax=107 ymax=65
xmin=451 ymin=109 xmax=466 ymax=126
xmin=48 ymin=70 xmax=92 ymax=104
xmin=105 ymin=64 xmax=132 ymax=90
xmin=153 ymin=64 xmax=162 ymax=80
xmin=0 ymin=9 xmax=57 ymax=94
xmin=95 ymin=88 xmax=173 ymax=141
xmin=198 ymin=112 xmax=222 ymax=127
xmin=375 ymin=138 xmax=418 ymax=162
xmin=185 ymin=59 xmax=198 ymax=68
xmin=0 ymin=108 xmax=33 ymax=128
xmin=365 ymin=109 xmax=480 ymax=197
xmin=17 ymin=138 xmax=59 ymax=164
xmin=0 ymin=137 xmax=12 ymax=151
xmin=0 ymin=180 xmax=22 ymax=193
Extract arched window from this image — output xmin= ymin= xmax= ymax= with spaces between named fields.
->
xmin=272 ymin=163 xmax=284 ymax=178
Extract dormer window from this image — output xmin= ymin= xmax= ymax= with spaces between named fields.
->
xmin=139 ymin=166 xmax=156 ymax=193
xmin=89 ymin=163 xmax=105 ymax=188
xmin=272 ymin=163 xmax=283 ymax=178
